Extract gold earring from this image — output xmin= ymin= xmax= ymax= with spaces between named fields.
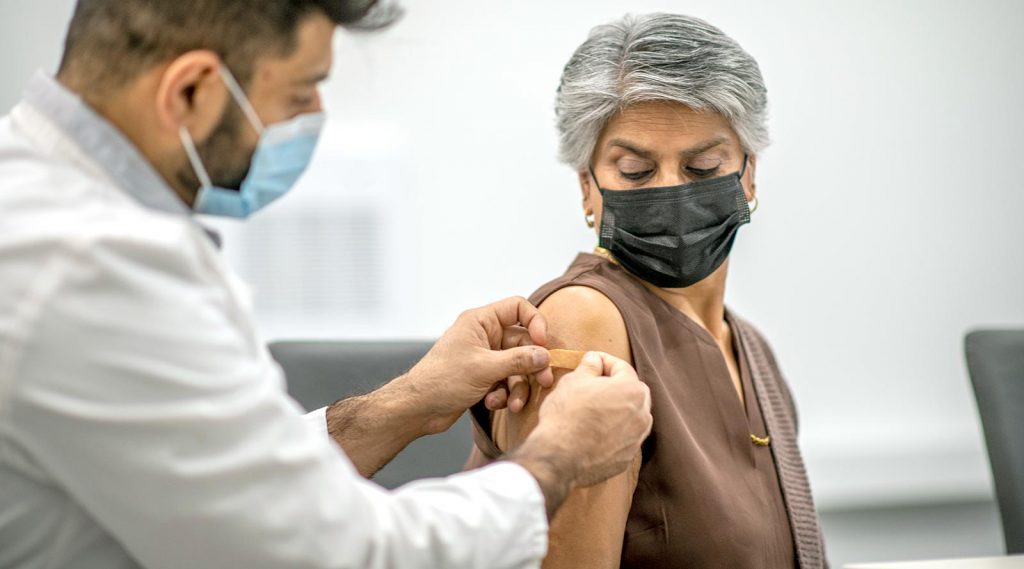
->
xmin=584 ymin=210 xmax=595 ymax=228
xmin=748 ymin=195 xmax=759 ymax=214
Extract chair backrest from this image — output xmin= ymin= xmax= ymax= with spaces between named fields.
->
xmin=965 ymin=329 xmax=1024 ymax=554
xmin=268 ymin=340 xmax=473 ymax=489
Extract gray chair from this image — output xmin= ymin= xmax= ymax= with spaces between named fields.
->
xmin=965 ymin=329 xmax=1024 ymax=554
xmin=268 ymin=340 xmax=474 ymax=489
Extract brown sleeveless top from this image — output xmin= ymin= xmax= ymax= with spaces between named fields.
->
xmin=472 ymin=253 xmax=826 ymax=568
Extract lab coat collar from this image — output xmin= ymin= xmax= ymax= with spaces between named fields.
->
xmin=19 ymin=71 xmax=193 ymax=217
xmin=17 ymin=71 xmax=225 ymax=245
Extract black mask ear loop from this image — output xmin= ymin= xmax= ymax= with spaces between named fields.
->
xmin=586 ymin=165 xmax=617 ymax=261
xmin=738 ymin=153 xmax=758 ymax=214
xmin=587 ymin=165 xmax=603 ymax=190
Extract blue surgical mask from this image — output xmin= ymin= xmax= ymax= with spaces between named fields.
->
xmin=179 ymin=65 xmax=325 ymax=218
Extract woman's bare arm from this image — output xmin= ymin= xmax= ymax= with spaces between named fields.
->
xmin=497 ymin=286 xmax=640 ymax=569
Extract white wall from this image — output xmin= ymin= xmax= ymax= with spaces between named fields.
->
xmin=0 ymin=1 xmax=73 ymax=112
xmin=3 ymin=0 xmax=1022 ymax=523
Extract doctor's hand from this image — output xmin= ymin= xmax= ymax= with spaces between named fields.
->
xmin=508 ymin=351 xmax=652 ymax=518
xmin=396 ymin=296 xmax=556 ymax=435
xmin=326 ymin=296 xmax=553 ymax=478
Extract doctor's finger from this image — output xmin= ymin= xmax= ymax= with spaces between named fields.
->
xmin=484 ymin=297 xmax=547 ymax=347
xmin=507 ymin=375 xmax=532 ymax=413
xmin=500 ymin=326 xmax=534 ymax=350
xmin=484 ymin=382 xmax=510 ymax=411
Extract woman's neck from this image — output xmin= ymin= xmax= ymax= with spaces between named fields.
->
xmin=590 ymin=247 xmax=731 ymax=342
xmin=640 ymin=261 xmax=730 ymax=342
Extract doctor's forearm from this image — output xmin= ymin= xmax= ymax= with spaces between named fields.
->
xmin=325 ymin=379 xmax=431 ymax=477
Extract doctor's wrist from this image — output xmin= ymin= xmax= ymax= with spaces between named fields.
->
xmin=383 ymin=369 xmax=465 ymax=437
xmin=324 ymin=380 xmax=433 ymax=477
xmin=507 ymin=429 xmax=578 ymax=520
xmin=362 ymin=376 xmax=439 ymax=438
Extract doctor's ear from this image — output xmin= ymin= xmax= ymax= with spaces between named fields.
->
xmin=155 ymin=50 xmax=229 ymax=143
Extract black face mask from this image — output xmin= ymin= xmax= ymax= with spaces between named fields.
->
xmin=591 ymin=156 xmax=751 ymax=288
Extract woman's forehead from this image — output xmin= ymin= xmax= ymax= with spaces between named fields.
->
xmin=599 ymin=101 xmax=739 ymax=155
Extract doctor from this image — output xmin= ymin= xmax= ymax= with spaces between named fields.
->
xmin=0 ymin=1 xmax=653 ymax=568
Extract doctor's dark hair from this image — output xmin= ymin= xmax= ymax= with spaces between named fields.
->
xmin=58 ymin=0 xmax=400 ymax=90
xmin=555 ymin=13 xmax=769 ymax=170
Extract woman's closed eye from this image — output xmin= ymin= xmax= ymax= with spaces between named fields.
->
xmin=686 ymin=165 xmax=720 ymax=178
xmin=614 ymin=157 xmax=727 ymax=184
xmin=616 ymin=157 xmax=655 ymax=182
xmin=619 ymin=165 xmax=720 ymax=183
xmin=620 ymin=168 xmax=654 ymax=182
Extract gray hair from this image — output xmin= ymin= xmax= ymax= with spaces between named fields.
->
xmin=555 ymin=13 xmax=769 ymax=170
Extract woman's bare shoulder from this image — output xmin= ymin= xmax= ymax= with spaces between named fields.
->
xmin=493 ymin=286 xmax=633 ymax=450
xmin=537 ymin=285 xmax=630 ymax=363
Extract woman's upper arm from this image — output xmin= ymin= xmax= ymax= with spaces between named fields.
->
xmin=500 ymin=285 xmax=639 ymax=569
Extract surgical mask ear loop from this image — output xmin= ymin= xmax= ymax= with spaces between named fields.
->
xmin=179 ymin=126 xmax=213 ymax=189
xmin=177 ymin=64 xmax=261 ymax=195
xmin=217 ymin=65 xmax=265 ymax=134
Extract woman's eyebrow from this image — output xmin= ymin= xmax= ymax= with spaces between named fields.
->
xmin=681 ymin=137 xmax=729 ymax=157
xmin=606 ymin=136 xmax=731 ymax=160
xmin=607 ymin=138 xmax=655 ymax=159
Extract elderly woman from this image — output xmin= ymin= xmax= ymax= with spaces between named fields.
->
xmin=468 ymin=13 xmax=827 ymax=569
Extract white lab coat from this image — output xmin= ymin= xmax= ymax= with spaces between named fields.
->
xmin=0 ymin=72 xmax=547 ymax=569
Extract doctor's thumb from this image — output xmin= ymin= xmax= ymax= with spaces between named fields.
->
xmin=572 ymin=351 xmax=606 ymax=377
xmin=488 ymin=346 xmax=549 ymax=381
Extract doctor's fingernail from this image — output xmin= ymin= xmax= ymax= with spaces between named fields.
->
xmin=532 ymin=348 xmax=548 ymax=368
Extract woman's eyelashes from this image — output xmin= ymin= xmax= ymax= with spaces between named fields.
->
xmin=620 ymin=169 xmax=654 ymax=181
xmin=686 ymin=165 xmax=720 ymax=178
xmin=616 ymin=164 xmax=722 ymax=183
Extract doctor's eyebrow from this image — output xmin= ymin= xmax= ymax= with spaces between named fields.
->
xmin=295 ymin=71 xmax=330 ymax=86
